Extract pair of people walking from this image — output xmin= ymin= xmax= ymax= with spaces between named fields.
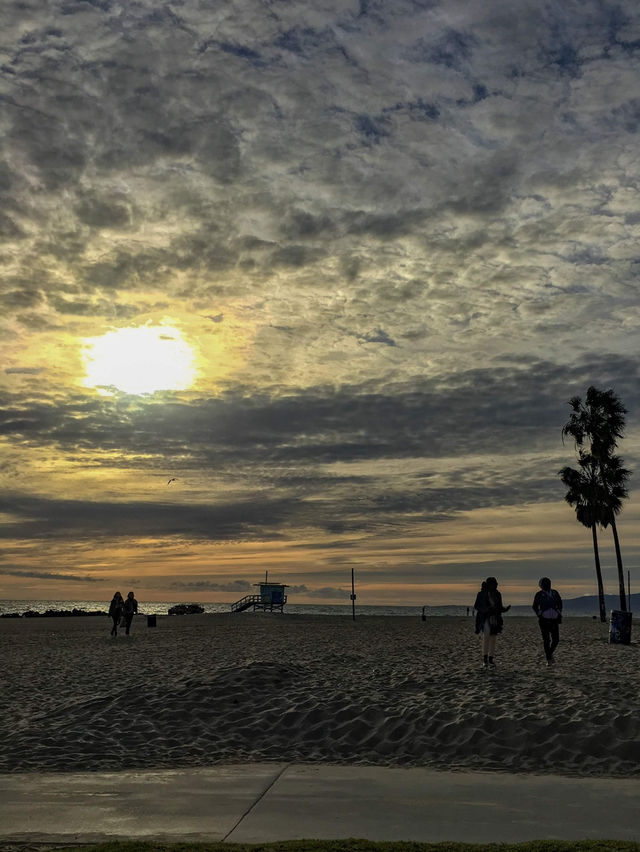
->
xmin=108 ymin=591 xmax=138 ymax=636
xmin=473 ymin=576 xmax=562 ymax=668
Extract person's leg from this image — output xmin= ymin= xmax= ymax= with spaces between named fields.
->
xmin=112 ymin=615 xmax=118 ymax=636
xmin=125 ymin=614 xmax=133 ymax=635
xmin=548 ymin=621 xmax=560 ymax=658
xmin=487 ymin=633 xmax=497 ymax=665
xmin=482 ymin=622 xmax=491 ymax=665
xmin=482 ymin=624 xmax=498 ymax=665
xmin=539 ymin=619 xmax=551 ymax=659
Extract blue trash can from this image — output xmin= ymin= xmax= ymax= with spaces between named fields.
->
xmin=609 ymin=610 xmax=632 ymax=645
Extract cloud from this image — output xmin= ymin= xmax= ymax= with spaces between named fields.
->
xmin=170 ymin=579 xmax=252 ymax=592
xmin=0 ymin=352 xmax=638 ymax=546
xmin=0 ymin=493 xmax=299 ymax=542
xmin=2 ymin=354 xmax=639 ymax=464
xmin=358 ymin=329 xmax=397 ymax=347
xmin=0 ymin=567 xmax=101 ymax=582
xmin=301 ymin=586 xmax=350 ymax=599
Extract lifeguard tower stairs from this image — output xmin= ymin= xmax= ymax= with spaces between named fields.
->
xmin=231 ymin=581 xmax=288 ymax=613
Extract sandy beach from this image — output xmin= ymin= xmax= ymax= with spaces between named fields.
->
xmin=1 ymin=613 xmax=639 ymax=777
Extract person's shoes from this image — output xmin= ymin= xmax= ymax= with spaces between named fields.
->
xmin=547 ymin=656 xmax=554 ymax=666
xmin=488 ymin=658 xmax=496 ymax=668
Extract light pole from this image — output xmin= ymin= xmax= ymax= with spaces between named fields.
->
xmin=350 ymin=567 xmax=356 ymax=621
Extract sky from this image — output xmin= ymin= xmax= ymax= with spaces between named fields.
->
xmin=2 ymin=0 xmax=640 ymax=607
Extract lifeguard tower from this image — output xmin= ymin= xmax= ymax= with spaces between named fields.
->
xmin=231 ymin=576 xmax=288 ymax=613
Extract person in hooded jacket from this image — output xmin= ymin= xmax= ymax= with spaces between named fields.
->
xmin=123 ymin=591 xmax=138 ymax=636
xmin=532 ymin=577 xmax=563 ymax=666
xmin=474 ymin=576 xmax=510 ymax=668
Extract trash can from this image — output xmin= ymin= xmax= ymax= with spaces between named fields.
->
xmin=609 ymin=610 xmax=632 ymax=645
xmin=147 ymin=614 xmax=157 ymax=628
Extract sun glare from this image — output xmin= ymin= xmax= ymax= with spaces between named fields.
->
xmin=83 ymin=326 xmax=196 ymax=394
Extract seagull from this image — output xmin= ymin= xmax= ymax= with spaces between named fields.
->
xmin=167 ymin=478 xmax=178 ymax=485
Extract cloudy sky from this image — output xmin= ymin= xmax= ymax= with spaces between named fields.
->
xmin=2 ymin=0 xmax=640 ymax=607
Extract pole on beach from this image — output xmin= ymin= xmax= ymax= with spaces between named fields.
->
xmin=351 ymin=567 xmax=356 ymax=621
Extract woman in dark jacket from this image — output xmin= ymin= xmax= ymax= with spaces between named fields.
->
xmin=474 ymin=576 xmax=510 ymax=668
xmin=108 ymin=591 xmax=124 ymax=637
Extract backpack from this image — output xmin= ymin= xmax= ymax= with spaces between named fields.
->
xmin=540 ymin=590 xmax=561 ymax=621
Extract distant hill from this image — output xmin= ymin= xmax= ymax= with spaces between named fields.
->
xmin=562 ymin=593 xmax=640 ymax=615
xmin=509 ymin=593 xmax=640 ymax=617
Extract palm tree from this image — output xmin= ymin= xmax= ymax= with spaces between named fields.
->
xmin=598 ymin=453 xmax=631 ymax=610
xmin=559 ymin=459 xmax=608 ymax=622
xmin=561 ymin=386 xmax=631 ymax=612
xmin=562 ymin=386 xmax=626 ymax=457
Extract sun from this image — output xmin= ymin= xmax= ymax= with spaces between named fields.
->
xmin=83 ymin=326 xmax=196 ymax=394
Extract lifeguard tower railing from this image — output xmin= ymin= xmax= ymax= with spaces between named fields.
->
xmin=231 ymin=583 xmax=288 ymax=613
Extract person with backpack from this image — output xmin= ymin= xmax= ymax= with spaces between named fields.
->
xmin=474 ymin=576 xmax=511 ymax=669
xmin=108 ymin=591 xmax=124 ymax=637
xmin=532 ymin=577 xmax=563 ymax=666
xmin=123 ymin=591 xmax=138 ymax=636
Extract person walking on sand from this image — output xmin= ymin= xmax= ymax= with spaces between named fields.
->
xmin=109 ymin=591 xmax=124 ymax=637
xmin=474 ymin=580 xmax=487 ymax=636
xmin=532 ymin=577 xmax=562 ymax=666
xmin=123 ymin=591 xmax=138 ymax=636
xmin=474 ymin=576 xmax=510 ymax=669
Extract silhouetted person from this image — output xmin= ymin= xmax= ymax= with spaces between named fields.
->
xmin=123 ymin=591 xmax=138 ymax=635
xmin=532 ymin=577 xmax=562 ymax=666
xmin=474 ymin=581 xmax=487 ymax=635
xmin=109 ymin=591 xmax=124 ymax=637
xmin=474 ymin=577 xmax=510 ymax=668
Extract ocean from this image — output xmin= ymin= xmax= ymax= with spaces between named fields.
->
xmin=0 ymin=598 xmax=470 ymax=617
xmin=0 ymin=597 xmax=614 ymax=617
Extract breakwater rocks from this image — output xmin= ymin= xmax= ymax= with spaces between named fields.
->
xmin=167 ymin=603 xmax=204 ymax=615
xmin=1 ymin=608 xmax=108 ymax=618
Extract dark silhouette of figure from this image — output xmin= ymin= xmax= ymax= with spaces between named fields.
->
xmin=532 ymin=577 xmax=562 ymax=665
xmin=109 ymin=592 xmax=124 ymax=636
xmin=474 ymin=581 xmax=487 ymax=635
xmin=123 ymin=591 xmax=138 ymax=635
xmin=474 ymin=577 xmax=511 ymax=668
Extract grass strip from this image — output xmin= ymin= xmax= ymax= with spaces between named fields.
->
xmin=14 ymin=838 xmax=638 ymax=852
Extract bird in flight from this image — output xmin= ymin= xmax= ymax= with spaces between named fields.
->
xmin=167 ymin=478 xmax=178 ymax=485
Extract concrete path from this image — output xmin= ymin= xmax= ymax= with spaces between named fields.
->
xmin=1 ymin=764 xmax=640 ymax=845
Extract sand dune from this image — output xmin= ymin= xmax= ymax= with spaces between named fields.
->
xmin=1 ymin=613 xmax=638 ymax=776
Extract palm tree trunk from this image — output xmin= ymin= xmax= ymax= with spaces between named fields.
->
xmin=610 ymin=517 xmax=627 ymax=611
xmin=591 ymin=524 xmax=607 ymax=622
